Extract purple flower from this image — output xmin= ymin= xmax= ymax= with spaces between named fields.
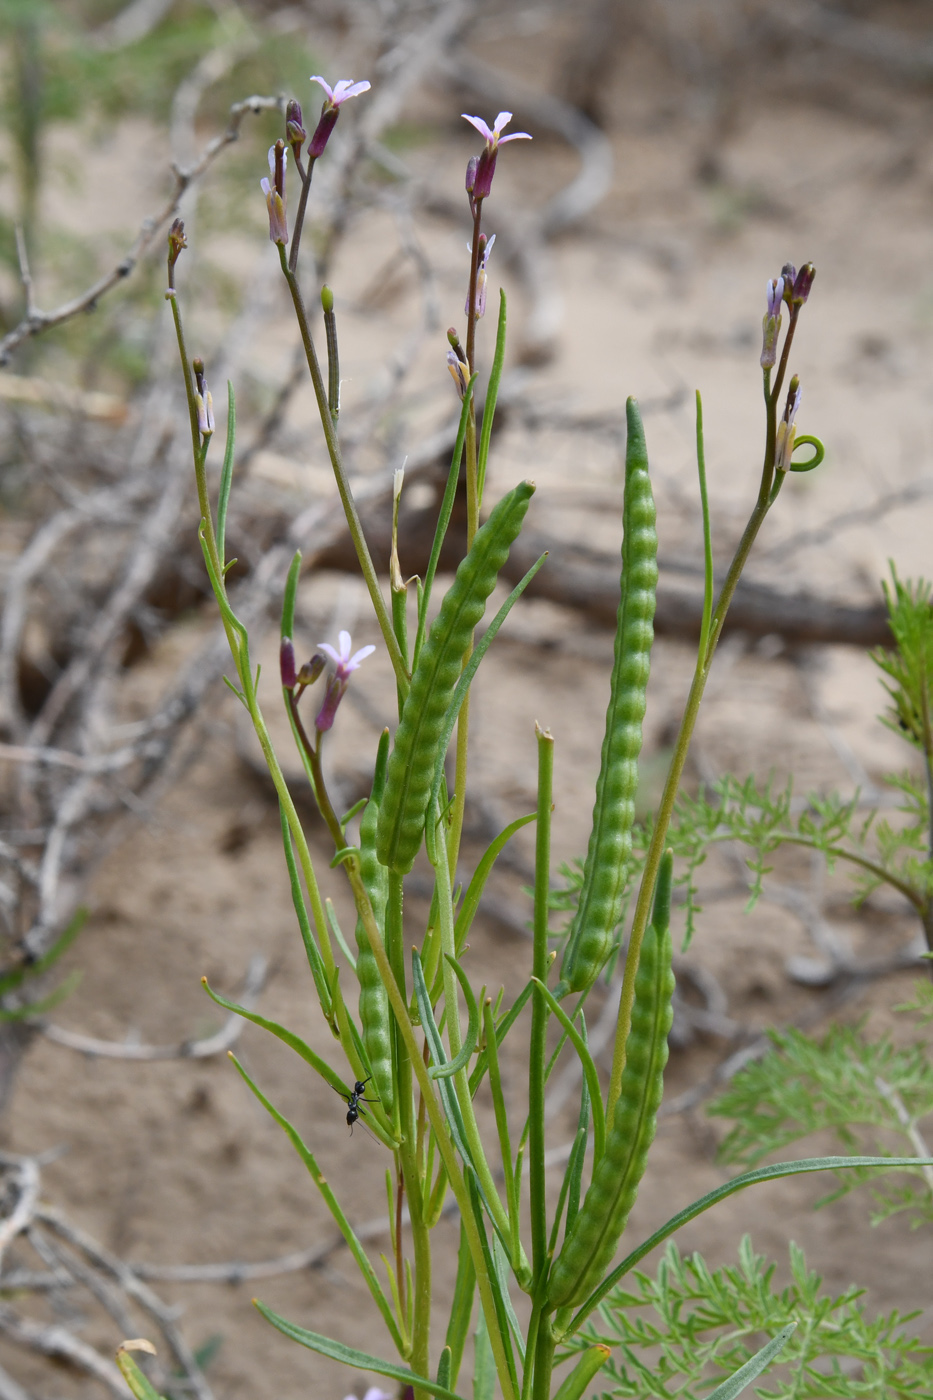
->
xmin=260 ymin=142 xmax=288 ymax=245
xmin=307 ymin=76 xmax=371 ymax=158
xmin=462 ymin=110 xmax=531 ymax=201
xmin=465 ymin=233 xmax=496 ymax=320
xmin=315 ymin=630 xmax=375 ymax=732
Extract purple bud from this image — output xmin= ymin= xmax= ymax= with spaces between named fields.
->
xmin=315 ymin=673 xmax=347 ymax=732
xmin=780 ymin=263 xmax=796 ymax=304
xmin=280 ymin=637 xmax=298 ymax=689
xmin=792 ymin=262 xmax=815 ymax=304
xmin=168 ymin=219 xmax=187 ymax=268
xmin=297 ymin=654 xmax=326 ymax=687
xmin=286 ymin=99 xmax=306 ymax=158
xmin=308 ymin=106 xmax=339 ymax=159
xmin=472 ymin=147 xmax=498 ymax=201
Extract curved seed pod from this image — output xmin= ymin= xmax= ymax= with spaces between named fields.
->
xmin=376 ymin=480 xmax=535 ymax=873
xmin=556 ymin=398 xmax=657 ymax=996
xmin=356 ymin=730 xmax=394 ymax=1115
xmin=547 ymin=857 xmax=674 ymax=1311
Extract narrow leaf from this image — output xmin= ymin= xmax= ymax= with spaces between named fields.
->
xmin=255 ymin=1302 xmax=466 ymax=1400
xmin=702 ymin=1323 xmax=796 ymax=1400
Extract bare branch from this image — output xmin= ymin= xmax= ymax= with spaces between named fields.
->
xmin=36 ymin=956 xmax=267 ymax=1060
xmin=0 ymin=94 xmax=284 ymax=367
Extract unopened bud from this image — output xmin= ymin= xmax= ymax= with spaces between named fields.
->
xmin=465 ymin=156 xmax=478 ymax=194
xmin=280 ymin=636 xmax=298 ymax=690
xmin=792 ymin=262 xmax=815 ymax=304
xmin=780 ymin=263 xmax=796 ymax=304
xmin=297 ymin=655 xmax=326 ymax=687
xmin=285 ymin=99 xmax=306 ymax=159
xmin=321 ymin=284 xmax=334 ymax=314
xmin=168 ymin=219 xmax=187 ymax=268
xmin=447 ymin=327 xmax=466 ymax=361
xmin=760 ymin=277 xmax=784 ymax=369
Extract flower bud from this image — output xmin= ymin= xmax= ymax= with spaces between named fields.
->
xmin=285 ymin=99 xmax=306 ymax=160
xmin=260 ymin=142 xmax=288 ymax=245
xmin=465 ymin=156 xmax=478 ymax=194
xmin=792 ymin=263 xmax=815 ymax=304
xmin=168 ymin=219 xmax=187 ymax=268
xmin=321 ymin=284 xmax=334 ymax=314
xmin=297 ymin=654 xmax=326 ymax=687
xmin=780 ymin=264 xmax=796 ymax=305
xmin=760 ymin=277 xmax=784 ymax=369
xmin=280 ymin=636 xmax=298 ymax=689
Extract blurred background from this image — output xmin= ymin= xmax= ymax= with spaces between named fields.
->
xmin=1 ymin=2 xmax=933 ymax=1397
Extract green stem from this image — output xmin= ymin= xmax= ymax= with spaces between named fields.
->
xmin=431 ymin=808 xmax=518 ymax=1267
xmin=277 ymin=245 xmax=407 ymax=691
xmin=529 ymin=726 xmax=553 ymax=1289
xmin=356 ymin=871 xmax=518 ymax=1400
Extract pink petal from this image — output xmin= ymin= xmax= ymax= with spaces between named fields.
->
xmin=309 ymin=75 xmax=334 ymax=99
xmin=492 ymin=111 xmax=513 ymax=134
xmin=462 ymin=113 xmax=494 ymax=141
xmin=348 ymin=644 xmax=376 ymax=669
xmin=497 ymin=131 xmax=532 ymax=144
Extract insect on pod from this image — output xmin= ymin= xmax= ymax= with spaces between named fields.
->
xmin=376 ymin=479 xmax=536 ymax=874
xmin=556 ymin=397 xmax=657 ymax=998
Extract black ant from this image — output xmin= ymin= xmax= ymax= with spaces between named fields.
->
xmin=337 ymin=1076 xmax=373 ymax=1136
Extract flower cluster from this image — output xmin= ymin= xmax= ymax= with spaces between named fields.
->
xmin=280 ymin=631 xmax=374 ymax=734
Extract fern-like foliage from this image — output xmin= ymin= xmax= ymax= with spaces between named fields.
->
xmin=562 ymin=1237 xmax=932 ymax=1398
xmin=708 ymin=1014 xmax=933 ymax=1226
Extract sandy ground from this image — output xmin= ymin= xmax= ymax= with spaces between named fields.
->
xmin=3 ymin=11 xmax=933 ymax=1399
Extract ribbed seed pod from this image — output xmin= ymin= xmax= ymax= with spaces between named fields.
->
xmin=548 ymin=866 xmax=674 ymax=1311
xmin=376 ymin=480 xmax=535 ymax=873
xmin=355 ymin=730 xmax=394 ymax=1116
xmin=556 ymin=398 xmax=657 ymax=997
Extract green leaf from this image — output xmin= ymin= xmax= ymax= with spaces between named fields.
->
xmin=566 ymin=1154 xmax=933 ymax=1333
xmin=231 ymin=1060 xmax=402 ymax=1349
xmin=702 ymin=1324 xmax=796 ymax=1400
xmin=530 ymin=978 xmax=606 ymax=1163
xmin=430 ymin=955 xmax=480 ymax=1079
xmin=454 ymin=812 xmax=536 ymax=951
xmin=551 ymin=1345 xmax=610 ymax=1400
xmin=116 ymin=1348 xmax=166 ymax=1400
xmin=254 ymin=1301 xmax=467 ymax=1400
xmin=281 ymin=550 xmax=301 ymax=641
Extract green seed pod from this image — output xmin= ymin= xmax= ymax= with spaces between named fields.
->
xmin=376 ymin=480 xmax=535 ymax=873
xmin=356 ymin=730 xmax=394 ymax=1115
xmin=548 ymin=858 xmax=674 ymax=1311
xmin=556 ymin=398 xmax=657 ymax=996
